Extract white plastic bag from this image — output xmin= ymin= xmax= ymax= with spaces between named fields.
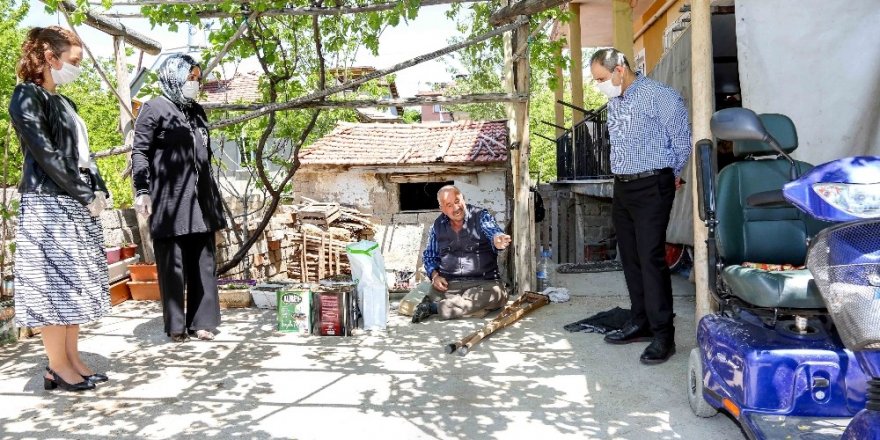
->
xmin=544 ymin=287 xmax=570 ymax=303
xmin=346 ymin=240 xmax=389 ymax=331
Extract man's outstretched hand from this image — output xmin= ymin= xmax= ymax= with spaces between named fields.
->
xmin=432 ymin=274 xmax=449 ymax=292
xmin=493 ymin=233 xmax=512 ymax=250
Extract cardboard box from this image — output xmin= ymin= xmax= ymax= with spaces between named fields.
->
xmin=277 ymin=286 xmax=312 ymax=334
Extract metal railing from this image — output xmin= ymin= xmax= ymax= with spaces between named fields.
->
xmin=556 ymin=105 xmax=612 ymax=180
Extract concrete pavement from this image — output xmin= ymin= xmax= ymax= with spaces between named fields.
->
xmin=0 ymin=271 xmax=744 ymax=439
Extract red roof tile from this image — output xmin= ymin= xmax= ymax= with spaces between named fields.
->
xmin=299 ymin=120 xmax=509 ymax=166
xmin=202 ymin=72 xmax=262 ymax=104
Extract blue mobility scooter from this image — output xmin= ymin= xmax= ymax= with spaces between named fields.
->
xmin=687 ymin=108 xmax=880 ymax=439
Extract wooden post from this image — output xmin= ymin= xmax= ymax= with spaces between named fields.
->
xmin=550 ymin=189 xmax=559 ymax=264
xmin=612 ymin=0 xmax=635 ymax=62
xmin=114 ymin=36 xmax=155 ymax=263
xmin=574 ymin=194 xmax=585 ymax=263
xmin=503 ymin=6 xmax=534 ymax=295
xmin=553 ymin=44 xmax=566 ymax=137
xmin=568 ymin=2 xmax=585 ymax=122
xmin=301 ymin=233 xmax=307 ymax=282
xmin=691 ymin=0 xmax=714 ymax=321
xmin=319 ymin=233 xmax=326 ymax=280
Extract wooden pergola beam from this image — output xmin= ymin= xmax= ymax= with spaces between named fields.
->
xmin=202 ymin=92 xmax=528 ymax=111
xmin=100 ymin=0 xmax=486 ymax=19
xmin=209 ymin=15 xmax=529 ymax=129
xmin=489 ymin=0 xmax=567 ymax=26
xmin=52 ymin=1 xmax=162 ymax=55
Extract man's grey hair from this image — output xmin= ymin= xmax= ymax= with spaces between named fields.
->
xmin=436 ymin=185 xmax=463 ymax=201
xmin=589 ymin=48 xmax=631 ymax=72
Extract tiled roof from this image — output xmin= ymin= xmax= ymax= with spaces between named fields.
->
xmin=202 ymin=72 xmax=262 ymax=104
xmin=299 ymin=120 xmax=509 ymax=166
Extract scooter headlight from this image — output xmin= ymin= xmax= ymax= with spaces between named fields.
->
xmin=812 ymin=182 xmax=880 ymax=218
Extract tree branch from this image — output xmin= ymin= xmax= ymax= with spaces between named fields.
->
xmin=202 ymin=11 xmax=258 ymax=80
xmin=488 ymin=0 xmax=567 ymax=26
xmin=202 ymin=92 xmax=529 ymax=111
xmin=209 ymin=16 xmax=529 ymax=129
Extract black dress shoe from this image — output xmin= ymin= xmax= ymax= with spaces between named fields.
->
xmin=640 ymin=339 xmax=676 ymax=365
xmin=604 ymin=324 xmax=653 ymax=345
xmin=44 ymin=369 xmax=96 ymax=392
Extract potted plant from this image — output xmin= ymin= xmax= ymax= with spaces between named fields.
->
xmin=120 ymin=242 xmax=139 ymax=260
xmin=218 ymin=282 xmax=253 ymax=308
xmin=127 ymin=280 xmax=160 ymax=301
xmin=105 ymin=244 xmax=122 ymax=264
xmin=128 ymin=261 xmax=158 ymax=281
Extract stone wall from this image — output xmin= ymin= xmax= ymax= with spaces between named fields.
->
xmin=536 ymin=185 xmax=614 ymax=264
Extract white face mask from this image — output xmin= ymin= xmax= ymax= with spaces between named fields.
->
xmin=595 ymin=69 xmax=622 ymax=99
xmin=181 ymin=80 xmax=200 ymax=100
xmin=50 ymin=62 xmax=82 ymax=86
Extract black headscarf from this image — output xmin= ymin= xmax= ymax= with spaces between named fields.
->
xmin=157 ymin=54 xmax=200 ymax=108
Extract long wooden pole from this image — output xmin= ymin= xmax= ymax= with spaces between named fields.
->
xmin=89 ymin=93 xmax=530 ymax=159
xmin=612 ymin=0 xmax=634 ymax=62
xmin=553 ymin=44 xmax=565 ymax=137
xmin=568 ymin=2 xmax=585 ymax=122
xmin=114 ymin=37 xmax=155 ymax=263
xmin=210 ymin=16 xmax=528 ymax=129
xmin=102 ymin=0 xmax=486 ymax=19
xmin=51 ymin=0 xmax=161 ymax=54
xmin=489 ymin=0 xmax=567 ymax=26
xmin=202 ymin=92 xmax=529 ymax=111
xmin=691 ymin=0 xmax=713 ymax=321
xmin=504 ymin=8 xmax=534 ymax=295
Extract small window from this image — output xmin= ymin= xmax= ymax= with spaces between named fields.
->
xmin=433 ymin=104 xmax=442 ymax=113
xmin=399 ymin=181 xmax=453 ymax=212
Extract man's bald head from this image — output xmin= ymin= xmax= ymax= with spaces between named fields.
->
xmin=437 ymin=185 xmax=466 ymax=223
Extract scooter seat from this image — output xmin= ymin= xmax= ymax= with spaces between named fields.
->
xmin=721 ymin=265 xmax=825 ymax=309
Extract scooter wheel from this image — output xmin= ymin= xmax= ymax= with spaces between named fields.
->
xmin=688 ymin=348 xmax=719 ymax=418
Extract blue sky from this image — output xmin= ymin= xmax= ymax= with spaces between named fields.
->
xmin=22 ymin=3 xmax=463 ymax=97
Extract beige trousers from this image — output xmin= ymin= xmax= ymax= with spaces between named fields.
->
xmin=428 ymin=279 xmax=508 ymax=320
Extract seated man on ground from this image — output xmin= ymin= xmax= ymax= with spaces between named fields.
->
xmin=412 ymin=185 xmax=512 ymax=323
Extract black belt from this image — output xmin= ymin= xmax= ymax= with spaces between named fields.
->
xmin=614 ymin=167 xmax=672 ymax=182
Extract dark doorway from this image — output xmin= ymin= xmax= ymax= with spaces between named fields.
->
xmin=399 ymin=181 xmax=453 ymax=212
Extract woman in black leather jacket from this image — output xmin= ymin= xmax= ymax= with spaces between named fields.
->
xmin=131 ymin=54 xmax=227 ymax=342
xmin=8 ymin=26 xmax=111 ymax=392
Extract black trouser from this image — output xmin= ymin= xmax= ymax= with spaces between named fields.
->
xmin=612 ymin=171 xmax=676 ymax=341
xmin=153 ymin=232 xmax=220 ymax=335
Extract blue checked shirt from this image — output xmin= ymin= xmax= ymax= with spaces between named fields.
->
xmin=423 ymin=206 xmax=505 ymax=278
xmin=606 ymin=73 xmax=692 ymax=176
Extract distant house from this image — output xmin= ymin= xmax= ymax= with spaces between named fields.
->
xmin=416 ymin=90 xmax=454 ymax=123
xmin=294 ymin=120 xmax=510 ymax=277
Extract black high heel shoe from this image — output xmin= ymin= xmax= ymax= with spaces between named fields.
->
xmin=46 ymin=366 xmax=108 ymax=384
xmin=82 ymin=372 xmax=109 ymax=383
xmin=43 ymin=369 xmax=95 ymax=392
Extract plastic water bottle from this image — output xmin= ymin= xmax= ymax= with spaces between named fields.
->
xmin=537 ymin=247 xmax=551 ymax=292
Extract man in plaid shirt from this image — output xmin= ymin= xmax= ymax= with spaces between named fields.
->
xmin=411 ymin=185 xmax=512 ymax=323
xmin=589 ymin=48 xmax=692 ymax=365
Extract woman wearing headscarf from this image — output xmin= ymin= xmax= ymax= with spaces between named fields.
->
xmin=9 ymin=26 xmax=111 ymax=392
xmin=131 ymin=54 xmax=226 ymax=342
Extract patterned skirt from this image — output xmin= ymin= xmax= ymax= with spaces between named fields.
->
xmin=14 ymin=193 xmax=110 ymax=327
